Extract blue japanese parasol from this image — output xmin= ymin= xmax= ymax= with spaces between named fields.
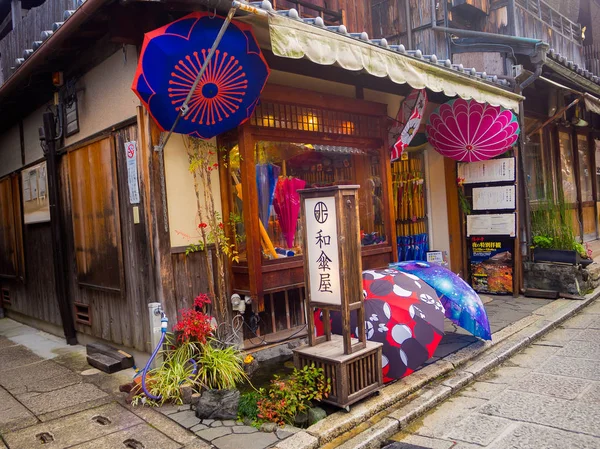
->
xmin=132 ymin=11 xmax=270 ymax=139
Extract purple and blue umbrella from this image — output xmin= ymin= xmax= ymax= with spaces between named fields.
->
xmin=390 ymin=261 xmax=492 ymax=340
xmin=132 ymin=12 xmax=270 ymax=139
xmin=256 ymin=163 xmax=281 ymax=229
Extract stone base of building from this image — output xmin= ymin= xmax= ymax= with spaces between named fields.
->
xmin=524 ymin=261 xmax=600 ymax=295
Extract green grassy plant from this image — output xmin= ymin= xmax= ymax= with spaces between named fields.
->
xmin=238 ymin=391 xmax=260 ymax=422
xmin=530 ymin=189 xmax=581 ymax=254
xmin=196 ymin=339 xmax=247 ymax=390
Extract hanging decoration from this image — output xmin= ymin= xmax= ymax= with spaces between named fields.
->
xmin=131 ymin=11 xmax=270 ymax=139
xmin=426 ymin=98 xmax=520 ymax=162
xmin=389 ymin=89 xmax=428 ymax=161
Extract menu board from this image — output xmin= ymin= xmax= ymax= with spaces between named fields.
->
xmin=472 ymin=186 xmax=516 ymax=210
xmin=458 ymin=158 xmax=515 ymax=184
xmin=466 ymin=213 xmax=516 ymax=237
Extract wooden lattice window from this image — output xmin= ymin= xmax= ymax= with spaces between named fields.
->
xmin=68 ymin=137 xmax=124 ymax=293
xmin=0 ymin=176 xmax=24 ymax=279
xmin=251 ymin=101 xmax=382 ymax=139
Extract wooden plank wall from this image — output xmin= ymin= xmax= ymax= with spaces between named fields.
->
xmin=0 ymin=0 xmax=76 ymax=83
xmin=171 ymin=250 xmax=218 ymax=316
xmin=2 ymin=223 xmax=63 ymax=327
xmin=59 ymin=124 xmax=155 ymax=352
xmin=370 ymin=0 xmax=448 ymax=58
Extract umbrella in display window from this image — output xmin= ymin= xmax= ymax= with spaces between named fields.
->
xmin=391 ymin=261 xmax=492 ymax=340
xmin=132 ymin=11 xmax=270 ymax=139
xmin=315 ymin=268 xmax=445 ymax=382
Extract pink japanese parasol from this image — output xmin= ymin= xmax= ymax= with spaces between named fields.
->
xmin=426 ymin=98 xmax=520 ymax=162
xmin=273 ymin=177 xmax=306 ymax=248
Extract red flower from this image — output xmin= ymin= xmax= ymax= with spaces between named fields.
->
xmin=198 ymin=222 xmax=208 ymax=229
xmin=218 ymin=222 xmax=224 ymax=229
xmin=174 ymin=308 xmax=212 ymax=344
xmin=213 ymin=163 xmax=219 ymax=168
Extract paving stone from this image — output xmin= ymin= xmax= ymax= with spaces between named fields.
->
xmin=510 ymin=372 xmax=590 ymax=400
xmin=271 ymin=431 xmax=318 ymax=449
xmin=441 ymin=370 xmax=474 ymax=391
xmin=572 ymin=328 xmax=600 ymax=342
xmin=0 ymin=387 xmax=38 ymax=433
xmin=388 ymin=385 xmax=453 ymax=426
xmin=557 ymin=340 xmax=600 ymax=359
xmin=559 ymin=313 xmax=598 ymax=330
xmin=170 ymin=410 xmax=201 ymax=429
xmin=0 ymin=336 xmax=16 ymax=349
xmin=160 ymin=404 xmax=182 ymax=415
xmin=202 ymin=419 xmax=215 ymax=425
xmin=211 ymin=421 xmax=223 ymax=427
xmin=578 ymin=382 xmax=600 ymax=402
xmin=479 ymin=390 xmax=573 ymax=428
xmin=211 ymin=430 xmax=278 ymax=449
xmin=537 ymin=327 xmax=583 ymax=346
xmin=0 ymin=345 xmax=43 ymax=372
xmin=190 ymin=423 xmax=209 ymax=432
xmin=385 ymin=434 xmax=455 ymax=449
xmin=16 ymin=382 xmax=108 ymax=418
xmin=195 ymin=426 xmax=232 ymax=441
xmin=335 ymin=417 xmax=399 ymax=449
xmin=221 ymin=420 xmax=236 ymax=426
xmin=444 ymin=413 xmax=512 ymax=446
xmin=0 ymin=359 xmax=81 ymax=395
xmin=232 ymin=425 xmax=258 ymax=433
xmin=413 ymin=396 xmax=487 ymax=439
xmin=3 ymin=403 xmax=143 ymax=449
xmin=509 ymin=344 xmax=561 ymax=369
xmin=459 ymin=381 xmax=508 ymax=400
xmin=68 ymin=423 xmax=182 ymax=449
xmin=563 ymin=400 xmax=600 ymax=437
xmin=478 ymin=366 xmax=532 ymax=385
xmin=276 ymin=425 xmax=301 ymax=440
xmin=536 ymin=355 xmax=600 ymax=380
xmin=488 ymin=423 xmax=600 ymax=449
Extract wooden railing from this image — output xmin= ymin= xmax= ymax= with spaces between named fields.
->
xmin=515 ymin=0 xmax=582 ymax=44
xmin=0 ymin=0 xmax=78 ymax=84
xmin=584 ymin=44 xmax=600 ymax=77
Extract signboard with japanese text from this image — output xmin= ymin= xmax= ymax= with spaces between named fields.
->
xmin=466 ymin=213 xmax=516 ymax=237
xmin=472 ymin=186 xmax=516 ymax=210
xmin=458 ymin=158 xmax=515 ymax=184
xmin=125 ymin=141 xmax=140 ymax=204
xmin=304 ymin=196 xmax=342 ymax=306
xmin=469 ymin=236 xmax=513 ymax=294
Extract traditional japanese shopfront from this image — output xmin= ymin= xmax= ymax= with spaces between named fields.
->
xmin=159 ymin=6 xmax=524 ymax=344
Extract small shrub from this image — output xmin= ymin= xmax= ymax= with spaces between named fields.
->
xmin=238 ymin=391 xmax=260 ymax=422
xmin=257 ymin=364 xmax=330 ymax=426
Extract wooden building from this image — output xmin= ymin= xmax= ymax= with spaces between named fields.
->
xmin=0 ymin=0 xmax=522 ymax=352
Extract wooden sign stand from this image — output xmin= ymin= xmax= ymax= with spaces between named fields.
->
xmin=293 ymin=186 xmax=383 ymax=409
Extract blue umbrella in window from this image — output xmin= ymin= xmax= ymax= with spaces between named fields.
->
xmin=132 ymin=11 xmax=270 ymax=139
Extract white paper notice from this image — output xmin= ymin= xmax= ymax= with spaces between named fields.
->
xmin=39 ymin=165 xmax=47 ymax=198
xmin=467 ymin=214 xmax=516 ymax=237
xmin=22 ymin=172 xmax=31 ymax=202
xmin=305 ymin=196 xmax=341 ymax=306
xmin=458 ymin=158 xmax=515 ymax=184
xmin=472 ymin=186 xmax=516 ymax=210
xmin=125 ymin=141 xmax=140 ymax=204
xmin=30 ymin=170 xmax=38 ymax=200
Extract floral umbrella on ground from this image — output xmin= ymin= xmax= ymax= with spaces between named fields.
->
xmin=132 ymin=11 xmax=270 ymax=139
xmin=426 ymin=98 xmax=520 ymax=162
xmin=391 ymin=261 xmax=492 ymax=340
xmin=315 ymin=268 xmax=445 ymax=382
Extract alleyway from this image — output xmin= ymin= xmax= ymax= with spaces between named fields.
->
xmin=384 ymin=299 xmax=600 ymax=449
xmin=0 ymin=319 xmax=210 ymax=449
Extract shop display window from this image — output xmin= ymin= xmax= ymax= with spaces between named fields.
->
xmin=577 ymin=134 xmax=593 ymax=203
xmin=559 ymin=131 xmax=577 ymax=203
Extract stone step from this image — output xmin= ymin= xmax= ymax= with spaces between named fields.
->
xmin=86 ymin=353 xmax=124 ymax=374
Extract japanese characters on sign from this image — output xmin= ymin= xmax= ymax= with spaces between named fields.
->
xmin=124 ymin=141 xmax=140 ymax=204
xmin=304 ymin=197 xmax=341 ymax=306
xmin=472 ymin=186 xmax=515 ymax=211
xmin=457 ymin=158 xmax=515 ymax=184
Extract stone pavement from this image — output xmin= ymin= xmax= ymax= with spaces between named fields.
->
xmin=385 ymin=298 xmax=600 ymax=449
xmin=0 ymin=318 xmax=210 ymax=449
xmin=160 ymin=405 xmax=300 ymax=449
